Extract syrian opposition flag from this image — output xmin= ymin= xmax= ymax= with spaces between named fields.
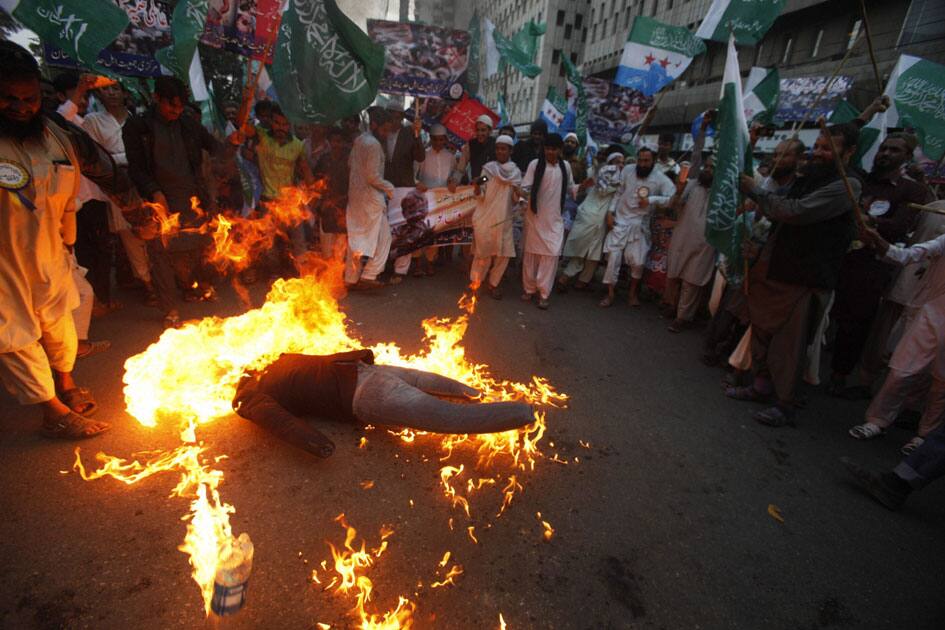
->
xmin=859 ymin=54 xmax=945 ymax=170
xmin=704 ymin=34 xmax=752 ymax=284
xmin=615 ymin=16 xmax=705 ymax=97
xmin=539 ymin=86 xmax=566 ymax=133
xmin=696 ymin=0 xmax=785 ymax=46
xmin=742 ymin=66 xmax=779 ymax=125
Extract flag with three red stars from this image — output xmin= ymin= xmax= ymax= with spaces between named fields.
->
xmin=615 ymin=16 xmax=705 ymax=97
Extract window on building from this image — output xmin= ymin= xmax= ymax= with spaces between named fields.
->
xmin=898 ymin=0 xmax=945 ymax=46
xmin=575 ymin=13 xmax=583 ymax=29
xmin=603 ymin=18 xmax=608 ymax=37
xmin=571 ymin=52 xmax=578 ymax=63
xmin=847 ymin=18 xmax=862 ymax=50
xmin=781 ymin=35 xmax=793 ymax=64
xmin=811 ymin=28 xmax=823 ymax=58
xmin=612 ymin=18 xmax=618 ymax=35
xmin=552 ymin=48 xmax=561 ymax=63
xmin=651 ymin=0 xmax=659 ymax=16
xmin=624 ymin=11 xmax=632 ymax=29
xmin=582 ymin=27 xmax=587 ymax=43
xmin=592 ymin=24 xmax=598 ymax=41
xmin=754 ymin=41 xmax=765 ymax=65
xmin=556 ymin=9 xmax=565 ymax=26
xmin=559 ymin=63 xmax=566 ymax=77
xmin=565 ymin=24 xmax=572 ymax=39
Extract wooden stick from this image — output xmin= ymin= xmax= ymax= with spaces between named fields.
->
xmin=858 ymin=0 xmax=884 ymax=94
xmin=237 ymin=20 xmax=282 ymax=129
xmin=817 ymin=117 xmax=866 ymax=229
xmin=907 ymin=202 xmax=945 ymax=217
xmin=634 ymin=90 xmax=666 ymax=142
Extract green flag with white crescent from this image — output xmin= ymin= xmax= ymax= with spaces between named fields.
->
xmin=271 ymin=0 xmax=385 ymax=125
xmin=742 ymin=66 xmax=779 ymax=125
xmin=155 ymin=0 xmax=209 ymax=101
xmin=695 ymin=0 xmax=785 ymax=46
xmin=1 ymin=0 xmax=129 ymax=70
xmin=860 ymin=54 xmax=945 ymax=169
xmin=705 ymin=33 xmax=752 ymax=284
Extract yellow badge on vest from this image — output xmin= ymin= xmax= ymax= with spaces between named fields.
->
xmin=0 ymin=159 xmax=30 ymax=191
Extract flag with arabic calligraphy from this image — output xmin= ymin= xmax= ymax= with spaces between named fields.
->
xmin=615 ymin=16 xmax=705 ymax=97
xmin=2 ymin=0 xmax=129 ymax=70
xmin=695 ymin=0 xmax=785 ymax=46
xmin=271 ymin=0 xmax=384 ymax=124
xmin=860 ymin=54 xmax=945 ymax=170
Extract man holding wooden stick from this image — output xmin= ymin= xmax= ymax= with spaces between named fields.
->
xmin=732 ymin=123 xmax=862 ymax=428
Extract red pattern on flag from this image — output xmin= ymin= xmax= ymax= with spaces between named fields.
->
xmin=441 ymin=96 xmax=499 ymax=141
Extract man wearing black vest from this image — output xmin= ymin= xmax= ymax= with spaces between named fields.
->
xmin=736 ymin=123 xmax=862 ymax=427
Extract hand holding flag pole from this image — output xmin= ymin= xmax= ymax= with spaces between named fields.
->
xmin=816 ymin=116 xmax=867 ymax=230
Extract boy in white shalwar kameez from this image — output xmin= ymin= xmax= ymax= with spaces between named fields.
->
xmin=600 ymin=147 xmax=675 ymax=307
xmin=520 ymin=134 xmax=589 ymax=309
xmin=470 ymin=135 xmax=521 ymax=298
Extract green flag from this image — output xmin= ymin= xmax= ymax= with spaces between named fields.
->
xmin=562 ymin=55 xmax=588 ymax=147
xmin=1 ymin=0 xmax=129 ymax=69
xmin=493 ymin=28 xmax=541 ymax=78
xmin=860 ymin=54 xmax=945 ymax=169
xmin=271 ymin=0 xmax=385 ymax=125
xmin=155 ymin=0 xmax=209 ymax=101
xmin=742 ymin=66 xmax=779 ymax=125
xmin=705 ymin=34 xmax=752 ymax=284
xmin=511 ymin=21 xmax=546 ymax=61
xmin=828 ymin=99 xmax=860 ymax=124
xmin=695 ymin=0 xmax=785 ymax=46
xmin=465 ymin=11 xmax=481 ymax=96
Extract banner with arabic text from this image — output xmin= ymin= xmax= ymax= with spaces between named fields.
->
xmin=44 ymin=0 xmax=172 ymax=77
xmin=388 ymin=186 xmax=477 ymax=258
xmin=367 ymin=20 xmax=470 ymax=98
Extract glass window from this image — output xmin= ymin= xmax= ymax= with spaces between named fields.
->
xmin=575 ymin=13 xmax=584 ymax=29
xmin=552 ymin=48 xmax=561 ymax=63
xmin=565 ymin=24 xmax=572 ymax=39
xmin=781 ymin=35 xmax=793 ymax=64
xmin=557 ymin=9 xmax=565 ymax=26
xmin=811 ymin=28 xmax=823 ymax=58
xmin=847 ymin=19 xmax=862 ymax=50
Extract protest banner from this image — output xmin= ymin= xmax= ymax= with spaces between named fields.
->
xmin=776 ymin=75 xmax=854 ymax=122
xmin=388 ymin=186 xmax=478 ymax=258
xmin=367 ymin=19 xmax=470 ymax=98
xmin=441 ymin=95 xmax=499 ymax=143
xmin=43 ymin=0 xmax=171 ymax=77
xmin=583 ymin=77 xmax=653 ymax=144
xmin=200 ymin=0 xmax=281 ymax=61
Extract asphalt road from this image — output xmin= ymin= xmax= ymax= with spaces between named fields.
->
xmin=1 ymin=262 xmax=943 ymax=630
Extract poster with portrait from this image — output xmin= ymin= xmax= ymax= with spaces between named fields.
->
xmin=583 ymin=77 xmax=654 ymax=144
xmin=200 ymin=0 xmax=282 ymax=61
xmin=776 ymin=75 xmax=854 ymax=121
xmin=367 ymin=20 xmax=470 ymax=98
xmin=44 ymin=0 xmax=173 ymax=77
xmin=387 ymin=186 xmax=478 ymax=257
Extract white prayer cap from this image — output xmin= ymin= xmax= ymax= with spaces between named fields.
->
xmin=495 ymin=135 xmax=515 ymax=146
xmin=564 ymin=132 xmax=579 ymax=143
xmin=476 ymin=114 xmax=494 ymax=128
xmin=386 ymin=99 xmax=405 ymax=112
xmin=606 ymin=152 xmax=624 ymax=164
xmin=430 ymin=123 xmax=447 ymax=136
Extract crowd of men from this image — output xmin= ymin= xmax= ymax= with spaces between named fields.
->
xmin=1 ymin=40 xmax=943 ymax=511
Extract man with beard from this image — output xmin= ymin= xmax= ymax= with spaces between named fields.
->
xmin=664 ymin=156 xmax=716 ymax=332
xmin=735 ymin=123 xmax=862 ymax=427
xmin=345 ymin=108 xmax=395 ymax=289
xmin=827 ymin=133 xmax=928 ymax=398
xmin=0 ymin=42 xmax=133 ymax=439
xmin=470 ymin=135 xmax=522 ymax=299
xmin=599 ymin=147 xmax=675 ymax=308
xmin=512 ymin=119 xmax=547 ymax=173
xmin=382 ymin=101 xmax=424 ymax=188
xmin=452 ymin=114 xmax=495 ymax=185
xmin=656 ymin=133 xmax=679 ymax=181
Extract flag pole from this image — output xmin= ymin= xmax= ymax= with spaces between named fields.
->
xmin=857 ymin=0 xmax=884 ymax=94
xmin=817 ymin=117 xmax=866 ymax=229
xmin=237 ymin=18 xmax=283 ymax=129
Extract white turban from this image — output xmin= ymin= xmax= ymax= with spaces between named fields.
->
xmin=564 ymin=132 xmax=579 ymax=143
xmin=430 ymin=123 xmax=447 ymax=136
xmin=495 ymin=135 xmax=515 ymax=146
xmin=606 ymin=152 xmax=624 ymax=164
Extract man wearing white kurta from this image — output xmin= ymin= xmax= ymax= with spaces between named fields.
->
xmin=558 ymin=151 xmax=624 ymax=290
xmin=470 ymin=135 xmax=521 ymax=298
xmin=345 ymin=110 xmax=396 ymax=288
xmin=600 ymin=147 xmax=674 ymax=307
xmin=403 ymin=124 xmax=456 ymax=277
xmin=849 ymin=229 xmax=945 ymax=456
xmin=0 ymin=42 xmax=130 ymax=439
xmin=520 ymin=134 xmax=582 ymax=309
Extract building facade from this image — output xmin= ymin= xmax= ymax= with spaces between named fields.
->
xmin=476 ymin=0 xmax=945 ymax=139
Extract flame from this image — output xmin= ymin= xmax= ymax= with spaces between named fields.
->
xmin=430 ymin=563 xmax=464 ymax=589
xmin=536 ymin=512 xmax=554 ymax=541
xmin=499 ymin=613 xmax=508 ymax=629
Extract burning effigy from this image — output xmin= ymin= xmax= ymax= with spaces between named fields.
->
xmin=72 ymin=184 xmax=567 ymax=628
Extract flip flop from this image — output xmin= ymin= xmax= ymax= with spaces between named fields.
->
xmin=58 ymin=387 xmax=98 ymax=417
xmin=724 ymin=385 xmax=773 ymax=403
xmin=754 ymin=405 xmax=795 ymax=428
xmin=41 ymin=411 xmax=110 ymax=439
xmin=598 ymin=296 xmax=614 ymax=308
xmin=76 ymin=340 xmax=111 ymax=360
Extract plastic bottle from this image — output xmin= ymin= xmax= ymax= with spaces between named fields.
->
xmin=210 ymin=533 xmax=254 ymax=617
